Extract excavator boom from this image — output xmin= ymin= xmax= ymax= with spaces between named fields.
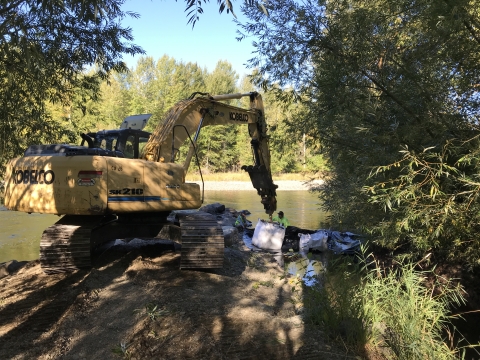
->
xmin=142 ymin=92 xmax=277 ymax=215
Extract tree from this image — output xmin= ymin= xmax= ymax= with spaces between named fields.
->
xmin=65 ymin=71 xmax=131 ymax=132
xmin=0 ymin=0 xmax=143 ymax=173
xmin=183 ymin=0 xmax=264 ymax=27
xmin=261 ymin=87 xmax=315 ymax=174
xmin=121 ymin=56 xmax=206 ymax=133
xmin=239 ymin=0 xmax=480 ymax=266
xmin=196 ymin=60 xmax=239 ymax=172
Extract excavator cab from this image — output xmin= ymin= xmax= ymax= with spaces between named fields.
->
xmin=80 ymin=129 xmax=150 ymax=159
xmin=79 ymin=114 xmax=152 ymax=159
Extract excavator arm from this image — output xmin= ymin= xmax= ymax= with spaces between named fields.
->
xmin=142 ymin=92 xmax=277 ymax=215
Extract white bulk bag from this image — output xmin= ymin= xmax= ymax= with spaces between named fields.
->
xmin=299 ymin=233 xmax=311 ymax=252
xmin=252 ymin=219 xmax=285 ymax=250
xmin=310 ymin=230 xmax=329 ymax=251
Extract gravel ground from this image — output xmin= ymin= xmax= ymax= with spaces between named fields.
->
xmin=190 ymin=180 xmax=324 ymax=191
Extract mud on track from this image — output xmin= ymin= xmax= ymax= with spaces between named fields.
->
xmin=0 ymin=242 xmax=352 ymax=359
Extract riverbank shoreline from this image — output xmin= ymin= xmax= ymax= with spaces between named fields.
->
xmin=190 ymin=180 xmax=324 ymax=191
xmin=0 ymin=212 xmax=348 ymax=359
xmin=0 ymin=181 xmax=324 ymax=200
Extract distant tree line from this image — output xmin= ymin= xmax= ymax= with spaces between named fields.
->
xmin=69 ymin=56 xmax=326 ymax=174
xmin=0 ymin=46 xmax=325 ymax=176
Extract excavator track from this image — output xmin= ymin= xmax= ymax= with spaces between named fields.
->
xmin=179 ymin=213 xmax=224 ymax=269
xmin=39 ymin=213 xmax=170 ymax=274
xmin=40 ymin=212 xmax=223 ymax=273
xmin=40 ymin=216 xmax=101 ymax=274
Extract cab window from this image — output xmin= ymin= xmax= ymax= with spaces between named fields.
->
xmin=139 ymin=136 xmax=149 ymax=157
xmin=93 ymin=133 xmax=118 ymax=151
xmin=124 ymin=135 xmax=135 ymax=158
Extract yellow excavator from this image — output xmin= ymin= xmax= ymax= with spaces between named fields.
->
xmin=3 ymin=92 xmax=277 ymax=273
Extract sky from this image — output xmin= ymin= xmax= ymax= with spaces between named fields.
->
xmin=120 ymin=0 xmax=257 ymax=77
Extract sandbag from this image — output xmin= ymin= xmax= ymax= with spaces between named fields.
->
xmin=299 ymin=233 xmax=311 ymax=253
xmin=252 ymin=219 xmax=285 ymax=250
xmin=310 ymin=230 xmax=329 ymax=251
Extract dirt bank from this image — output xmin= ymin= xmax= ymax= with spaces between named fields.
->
xmin=0 ymin=236 xmax=351 ymax=359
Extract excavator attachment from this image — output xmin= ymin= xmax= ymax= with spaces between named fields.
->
xmin=142 ymin=91 xmax=278 ymax=216
xmin=242 ymin=164 xmax=277 ymax=215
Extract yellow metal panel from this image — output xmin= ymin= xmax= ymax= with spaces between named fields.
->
xmin=105 ymin=157 xmax=146 ymax=212
xmin=106 ymin=159 xmax=201 ymax=212
xmin=4 ymin=155 xmax=202 ymax=215
xmin=178 ymin=183 xmax=201 ymax=202
xmin=143 ymin=161 xmax=201 ymax=211
xmin=4 ymin=156 xmax=107 ymax=215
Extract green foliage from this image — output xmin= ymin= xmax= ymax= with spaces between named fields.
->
xmin=196 ymin=61 xmax=239 ymax=172
xmin=120 ymin=55 xmax=206 ymax=134
xmin=0 ymin=0 xmax=143 ymax=175
xmin=304 ymin=257 xmax=366 ymax=349
xmin=361 ymin=259 xmax=464 ymax=359
xmin=261 ymin=86 xmax=325 ymax=174
xmin=304 ymin=252 xmax=465 ymax=358
xmin=305 ymin=153 xmax=328 ymax=174
xmin=364 ymin=141 xmax=480 ymax=267
xmin=184 ymin=0 xmax=264 ymax=27
xmin=134 ymin=302 xmax=168 ymax=321
xmin=239 ymin=0 xmax=480 ymax=267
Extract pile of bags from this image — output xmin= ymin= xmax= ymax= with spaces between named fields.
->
xmin=298 ymin=230 xmax=361 ymax=254
xmin=249 ymin=218 xmax=362 ymax=255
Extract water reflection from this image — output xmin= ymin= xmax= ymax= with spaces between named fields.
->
xmin=242 ymin=231 xmax=325 ymax=286
xmin=286 ymin=254 xmax=325 ymax=287
xmin=0 ymin=206 xmax=58 ymax=263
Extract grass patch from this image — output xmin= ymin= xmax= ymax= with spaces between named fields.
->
xmin=258 ymin=280 xmax=274 ymax=288
xmin=252 ymin=280 xmax=275 ymax=290
xmin=303 ymin=250 xmax=467 ymax=359
xmin=134 ymin=302 xmax=168 ymax=321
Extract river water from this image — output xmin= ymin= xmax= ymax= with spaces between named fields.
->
xmin=0 ymin=190 xmax=327 ymax=263
xmin=203 ymin=190 xmax=327 ymax=230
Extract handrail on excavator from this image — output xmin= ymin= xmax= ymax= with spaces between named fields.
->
xmin=172 ymin=124 xmax=205 ymax=204
xmin=209 ymin=92 xmax=256 ymax=101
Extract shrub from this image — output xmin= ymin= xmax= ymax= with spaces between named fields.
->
xmin=304 ymin=256 xmax=367 ymax=351
xmin=304 ymin=251 xmax=465 ymax=359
